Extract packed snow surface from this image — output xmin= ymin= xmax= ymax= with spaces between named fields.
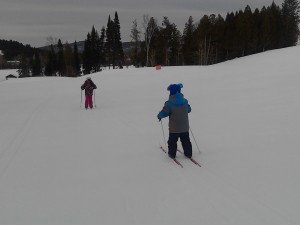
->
xmin=1 ymin=46 xmax=300 ymax=225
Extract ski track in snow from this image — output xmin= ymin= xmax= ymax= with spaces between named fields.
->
xmin=0 ymin=99 xmax=50 ymax=179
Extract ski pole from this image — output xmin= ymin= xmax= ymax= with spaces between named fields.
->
xmin=160 ymin=120 xmax=167 ymax=149
xmin=189 ymin=126 xmax=201 ymax=154
xmin=94 ymin=90 xmax=96 ymax=108
xmin=80 ymin=90 xmax=82 ymax=108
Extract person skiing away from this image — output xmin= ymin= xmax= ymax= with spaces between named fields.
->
xmin=157 ymin=83 xmax=192 ymax=159
xmin=81 ymin=77 xmax=97 ymax=109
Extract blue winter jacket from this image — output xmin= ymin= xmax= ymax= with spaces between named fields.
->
xmin=158 ymin=93 xmax=191 ymax=133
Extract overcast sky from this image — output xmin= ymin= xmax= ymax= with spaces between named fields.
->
xmin=0 ymin=0 xmax=284 ymax=47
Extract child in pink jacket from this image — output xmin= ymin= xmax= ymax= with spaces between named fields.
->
xmin=81 ymin=77 xmax=97 ymax=109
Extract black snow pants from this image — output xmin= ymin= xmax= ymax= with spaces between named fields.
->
xmin=168 ymin=132 xmax=192 ymax=158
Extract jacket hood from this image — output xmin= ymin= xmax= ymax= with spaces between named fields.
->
xmin=169 ymin=93 xmax=185 ymax=105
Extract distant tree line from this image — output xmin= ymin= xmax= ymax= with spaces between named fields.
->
xmin=0 ymin=40 xmax=35 ymax=60
xmin=16 ymin=39 xmax=82 ymax=78
xmin=40 ymin=11 xmax=124 ymax=77
xmin=0 ymin=40 xmax=36 ymax=70
xmin=17 ymin=11 xmax=124 ymax=77
xmin=130 ymin=0 xmax=300 ymax=66
xmin=0 ymin=0 xmax=299 ymax=76
xmin=41 ymin=40 xmax=81 ymax=77
xmin=1 ymin=11 xmax=124 ymax=77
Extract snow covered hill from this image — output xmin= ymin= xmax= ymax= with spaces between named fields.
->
xmin=1 ymin=46 xmax=300 ymax=225
xmin=0 ymin=69 xmax=18 ymax=82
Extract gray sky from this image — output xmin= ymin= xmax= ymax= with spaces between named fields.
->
xmin=0 ymin=0 xmax=284 ymax=47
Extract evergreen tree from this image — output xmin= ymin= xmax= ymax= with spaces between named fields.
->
xmin=195 ymin=14 xmax=213 ymax=65
xmin=269 ymin=2 xmax=282 ymax=49
xmin=223 ymin=12 xmax=238 ymax=59
xmin=90 ymin=26 xmax=101 ymax=72
xmin=64 ymin=42 xmax=74 ymax=77
xmin=113 ymin=11 xmax=124 ymax=68
xmin=182 ymin=16 xmax=196 ymax=65
xmin=237 ymin=5 xmax=255 ymax=56
xmin=281 ymin=0 xmax=300 ymax=47
xmin=99 ymin=27 xmax=106 ymax=68
xmin=57 ymin=39 xmax=65 ymax=76
xmin=18 ymin=54 xmax=30 ymax=78
xmin=168 ymin=22 xmax=181 ymax=66
xmin=251 ymin=8 xmax=261 ymax=53
xmin=160 ymin=17 xmax=173 ymax=66
xmin=149 ymin=24 xmax=164 ymax=65
xmin=213 ymin=14 xmax=226 ymax=63
xmin=105 ymin=16 xmax=114 ymax=69
xmin=45 ymin=45 xmax=57 ymax=76
xmin=156 ymin=17 xmax=181 ymax=66
xmin=31 ymin=51 xmax=42 ymax=76
xmin=82 ymin=26 xmax=101 ymax=74
xmin=73 ymin=41 xmax=81 ymax=76
xmin=82 ymin=33 xmax=92 ymax=74
xmin=259 ymin=3 xmax=281 ymax=51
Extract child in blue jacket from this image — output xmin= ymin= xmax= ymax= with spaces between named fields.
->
xmin=157 ymin=83 xmax=192 ymax=158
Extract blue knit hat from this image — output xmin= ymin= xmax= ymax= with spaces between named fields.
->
xmin=168 ymin=83 xmax=183 ymax=95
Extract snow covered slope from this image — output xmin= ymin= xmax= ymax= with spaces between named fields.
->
xmin=1 ymin=46 xmax=300 ymax=225
xmin=0 ymin=69 xmax=18 ymax=82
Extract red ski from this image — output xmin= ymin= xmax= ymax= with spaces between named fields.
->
xmin=160 ymin=146 xmax=183 ymax=168
xmin=177 ymin=149 xmax=201 ymax=167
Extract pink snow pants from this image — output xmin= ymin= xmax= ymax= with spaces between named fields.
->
xmin=85 ymin=95 xmax=93 ymax=109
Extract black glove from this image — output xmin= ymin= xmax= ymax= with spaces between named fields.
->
xmin=157 ymin=115 xmax=161 ymax=122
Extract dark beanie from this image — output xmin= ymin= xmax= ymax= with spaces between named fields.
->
xmin=168 ymin=83 xmax=182 ymax=95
